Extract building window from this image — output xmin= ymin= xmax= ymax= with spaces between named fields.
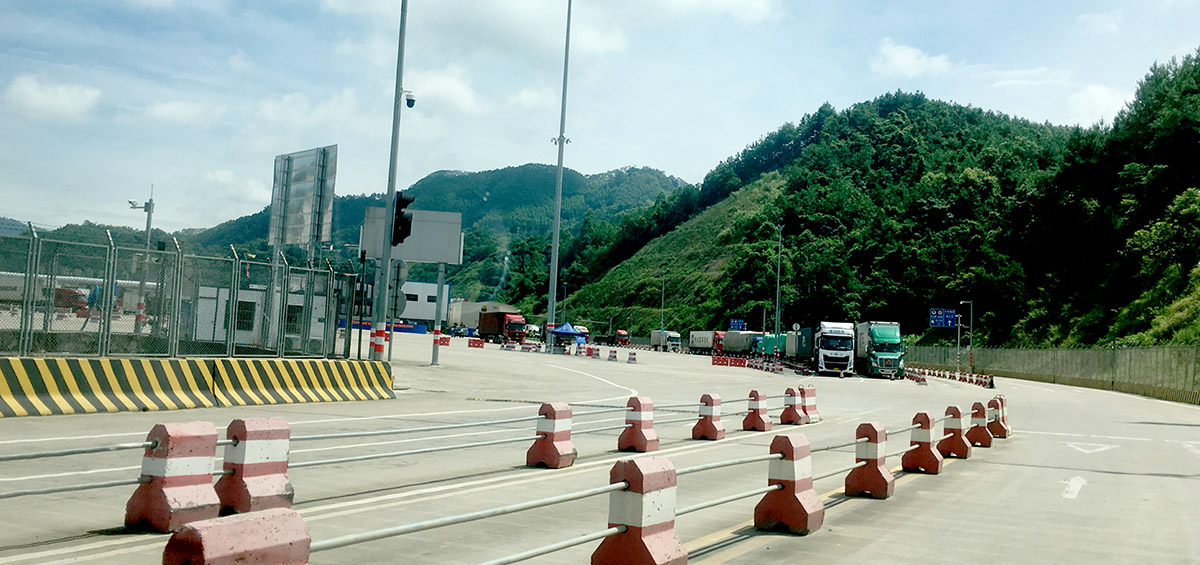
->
xmin=426 ymin=296 xmax=437 ymax=303
xmin=405 ymin=293 xmax=418 ymax=302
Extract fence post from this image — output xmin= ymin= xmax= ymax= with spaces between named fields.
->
xmin=18 ymin=225 xmax=38 ymax=356
xmin=226 ymin=246 xmax=240 ymax=358
xmin=277 ymin=252 xmax=289 ymax=358
xmin=168 ymin=237 xmax=184 ymax=358
xmin=100 ymin=230 xmax=116 ymax=357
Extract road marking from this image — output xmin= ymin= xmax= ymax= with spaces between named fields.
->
xmin=1060 ymin=476 xmax=1087 ymax=499
xmin=0 ymin=465 xmax=141 ymax=483
xmin=545 ymin=364 xmax=638 ymax=397
xmin=1021 ymin=430 xmax=1152 ymax=441
xmin=1062 ymin=441 xmax=1118 ymax=455
xmin=0 ymin=536 xmax=163 ymax=565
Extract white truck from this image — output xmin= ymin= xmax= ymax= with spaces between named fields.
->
xmin=687 ymin=330 xmax=724 ymax=355
xmin=650 ymin=330 xmax=682 ymax=352
xmin=814 ymin=321 xmax=854 ymax=374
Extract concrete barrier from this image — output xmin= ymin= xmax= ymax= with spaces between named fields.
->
xmin=965 ymin=401 xmax=994 ymax=447
xmin=937 ymin=406 xmax=972 ymax=459
xmin=901 ymin=411 xmax=943 ymax=474
xmin=844 ymin=422 xmax=894 ymax=499
xmin=210 ymin=359 xmax=394 ymax=407
xmin=162 ymin=508 xmax=310 ymax=565
xmin=742 ymin=390 xmax=772 ymax=432
xmin=126 ymin=421 xmax=221 ymax=532
xmin=692 ymin=393 xmax=725 ymax=440
xmin=0 ymin=357 xmax=215 ymax=417
xmin=591 ymin=456 xmax=686 ymax=565
xmin=618 ymin=397 xmax=658 ymax=452
xmin=800 ymin=385 xmax=820 ymax=423
xmin=780 ymin=387 xmax=806 ymax=425
xmin=527 ymin=402 xmax=574 ymax=469
xmin=754 ymin=433 xmax=823 ymax=535
xmin=215 ymin=417 xmax=293 ymax=515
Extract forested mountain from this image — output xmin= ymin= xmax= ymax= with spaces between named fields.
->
xmin=512 ymin=48 xmax=1200 ymax=347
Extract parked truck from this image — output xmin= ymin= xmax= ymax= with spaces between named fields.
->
xmin=785 ymin=328 xmax=813 ymax=360
xmin=650 ymin=330 xmax=682 ymax=352
xmin=721 ymin=330 xmax=760 ymax=354
xmin=478 ymin=312 xmax=526 ymax=343
xmin=687 ymin=330 xmax=725 ymax=355
xmin=854 ymin=321 xmax=904 ymax=379
xmin=813 ymin=321 xmax=854 ymax=374
xmin=754 ymin=333 xmax=787 ymax=357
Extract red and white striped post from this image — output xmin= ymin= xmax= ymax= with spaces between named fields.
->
xmin=618 ymin=397 xmax=659 ymax=452
xmin=800 ymin=385 xmax=820 ymax=423
xmin=780 ymin=387 xmax=806 ymax=425
xmin=901 ymin=411 xmax=943 ymax=474
xmin=742 ymin=390 xmax=772 ymax=432
xmin=215 ymin=418 xmax=293 ymax=515
xmin=965 ymin=401 xmax=994 ymax=447
xmin=754 ymin=433 xmax=824 ymax=535
xmin=988 ymin=396 xmax=1011 ymax=438
xmin=609 ymin=349 xmax=618 ymax=361
xmin=126 ymin=422 xmax=221 ymax=532
xmin=844 ymin=422 xmax=894 ymax=499
xmin=692 ymin=393 xmax=725 ymax=440
xmin=591 ymin=456 xmax=686 ymax=565
xmin=526 ymin=402 xmax=575 ymax=469
xmin=937 ymin=406 xmax=972 ymax=459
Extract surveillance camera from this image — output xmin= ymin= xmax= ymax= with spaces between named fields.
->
xmin=404 ymin=92 xmax=415 ymax=108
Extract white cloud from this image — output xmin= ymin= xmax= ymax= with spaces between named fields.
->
xmin=229 ymin=50 xmax=256 ymax=73
xmin=3 ymin=74 xmax=101 ymax=121
xmin=334 ymin=34 xmax=396 ymax=69
xmin=661 ymin=0 xmax=783 ymax=23
xmin=984 ymin=67 xmax=1073 ymax=88
xmin=1078 ymin=11 xmax=1122 ymax=35
xmin=870 ymin=38 xmax=952 ymax=78
xmin=144 ymin=100 xmax=227 ymax=125
xmin=1067 ymin=84 xmax=1132 ymax=125
xmin=409 ymin=64 xmax=487 ymax=114
xmin=510 ymin=86 xmax=557 ymax=110
xmin=204 ymin=169 xmax=271 ymax=205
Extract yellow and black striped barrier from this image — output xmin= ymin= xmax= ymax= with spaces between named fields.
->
xmin=210 ymin=359 xmax=394 ymax=406
xmin=0 ymin=357 xmax=394 ymax=417
xmin=0 ymin=357 xmax=215 ymax=417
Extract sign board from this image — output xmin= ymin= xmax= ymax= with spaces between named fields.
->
xmin=729 ymin=319 xmax=745 ymax=331
xmin=268 ymin=145 xmax=336 ymax=248
xmin=929 ymin=308 xmax=957 ymax=328
xmin=792 ymin=323 xmax=801 ymax=331
xmin=362 ymin=208 xmax=463 ymax=265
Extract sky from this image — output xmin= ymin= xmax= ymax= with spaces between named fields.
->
xmin=1 ymin=0 xmax=1198 ymax=233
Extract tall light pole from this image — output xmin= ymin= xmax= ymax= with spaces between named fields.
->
xmin=773 ymin=224 xmax=782 ymax=356
xmin=545 ymin=0 xmax=573 ymax=353
xmin=960 ymin=299 xmax=974 ymax=372
xmin=659 ymin=268 xmax=667 ymax=342
xmin=955 ymin=313 xmax=962 ymax=377
xmin=372 ymin=0 xmax=410 ymax=362
xmin=129 ymin=185 xmax=154 ymax=334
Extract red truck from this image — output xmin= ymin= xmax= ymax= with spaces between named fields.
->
xmin=478 ymin=312 xmax=526 ymax=343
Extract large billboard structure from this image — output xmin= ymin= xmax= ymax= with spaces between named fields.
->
xmin=269 ymin=145 xmax=337 ymax=260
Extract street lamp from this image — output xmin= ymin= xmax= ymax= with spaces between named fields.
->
xmin=544 ymin=0 xmax=573 ymax=354
xmin=659 ymin=268 xmax=667 ymax=340
xmin=129 ymin=186 xmax=154 ymax=334
xmin=773 ymin=224 xmax=782 ymax=357
xmin=960 ymin=299 xmax=974 ymax=372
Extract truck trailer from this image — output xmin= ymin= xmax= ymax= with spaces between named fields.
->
xmin=687 ymin=330 xmax=724 ymax=355
xmin=854 ymin=321 xmax=904 ymax=379
xmin=650 ymin=330 xmax=682 ymax=352
xmin=721 ymin=330 xmax=760 ymax=354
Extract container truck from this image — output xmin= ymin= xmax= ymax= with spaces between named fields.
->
xmin=785 ymin=329 xmax=813 ymax=359
xmin=721 ymin=331 xmax=760 ymax=354
xmin=854 ymin=321 xmax=904 ymax=379
xmin=814 ymin=321 xmax=854 ymax=373
xmin=754 ymin=333 xmax=786 ymax=357
xmin=650 ymin=330 xmax=682 ymax=352
xmin=478 ymin=312 xmax=526 ymax=343
xmin=687 ymin=330 xmax=725 ymax=355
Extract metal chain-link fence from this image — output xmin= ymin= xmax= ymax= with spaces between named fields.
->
xmin=0 ymin=232 xmax=350 ymax=359
xmin=909 ymin=345 xmax=1200 ymax=405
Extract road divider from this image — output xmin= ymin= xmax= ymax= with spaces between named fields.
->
xmin=0 ymin=357 xmax=215 ymax=417
xmin=209 ymin=359 xmax=393 ymax=406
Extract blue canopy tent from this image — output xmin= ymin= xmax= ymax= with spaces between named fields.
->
xmin=549 ymin=322 xmax=587 ymax=346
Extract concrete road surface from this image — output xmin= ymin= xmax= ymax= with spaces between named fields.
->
xmin=1 ymin=331 xmax=1198 ymax=564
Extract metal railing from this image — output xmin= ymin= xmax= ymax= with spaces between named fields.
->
xmin=0 ymin=230 xmax=356 ymax=358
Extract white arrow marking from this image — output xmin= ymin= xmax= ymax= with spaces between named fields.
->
xmin=1062 ymin=441 xmax=1118 ymax=454
xmin=1060 ymin=476 xmax=1088 ymax=499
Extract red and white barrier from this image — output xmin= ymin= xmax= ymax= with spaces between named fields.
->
xmin=591 ymin=456 xmax=686 ymax=565
xmin=988 ymin=395 xmax=1012 ymax=437
xmin=780 ymin=387 xmax=806 ymax=425
xmin=754 ymin=433 xmax=823 ymax=535
xmin=965 ymin=401 xmax=994 ymax=447
xmin=468 ymin=338 xmax=484 ymax=349
xmin=214 ymin=418 xmax=293 ymax=515
xmin=937 ymin=406 xmax=972 ymax=459
xmin=627 ymin=352 xmax=638 ymax=364
xmin=730 ymin=357 xmax=747 ymax=368
xmin=900 ymin=411 xmax=943 ymax=474
xmin=592 ymin=347 xmax=601 ymax=359
xmin=609 ymin=350 xmax=618 ymax=361
xmin=844 ymin=422 xmax=894 ymax=499
xmin=162 ymin=508 xmax=310 ymax=565
xmin=126 ymin=422 xmax=221 ymax=532
xmin=799 ymin=385 xmax=820 ymax=423
xmin=742 ymin=390 xmax=772 ymax=432
xmin=527 ymin=403 xmax=575 ymax=469
xmin=618 ymin=397 xmax=658 ymax=452
xmin=439 ymin=335 xmax=450 ymax=346
xmin=692 ymin=393 xmax=725 ymax=440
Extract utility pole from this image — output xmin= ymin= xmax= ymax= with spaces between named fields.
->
xmin=960 ymin=299 xmax=974 ymax=373
xmin=774 ymin=224 xmax=782 ymax=357
xmin=371 ymin=0 xmax=410 ymax=361
xmin=545 ymin=0 xmax=573 ymax=352
xmin=129 ymin=186 xmax=154 ymax=334
xmin=955 ymin=313 xmax=962 ymax=377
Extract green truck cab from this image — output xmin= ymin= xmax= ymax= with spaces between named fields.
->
xmin=854 ymin=321 xmax=904 ymax=379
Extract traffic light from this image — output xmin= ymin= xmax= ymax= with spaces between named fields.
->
xmin=392 ymin=191 xmax=415 ymax=246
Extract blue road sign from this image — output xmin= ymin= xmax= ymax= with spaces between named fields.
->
xmin=929 ymin=308 xmax=957 ymax=327
xmin=730 ymin=318 xmax=745 ymax=331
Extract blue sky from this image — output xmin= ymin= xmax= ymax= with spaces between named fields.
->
xmin=2 ymin=0 xmax=1198 ymax=232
